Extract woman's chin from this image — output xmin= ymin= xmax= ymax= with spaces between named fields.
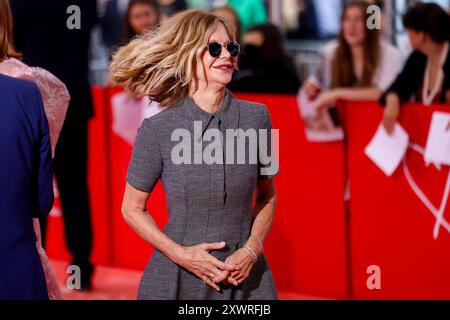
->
xmin=211 ymin=76 xmax=233 ymax=88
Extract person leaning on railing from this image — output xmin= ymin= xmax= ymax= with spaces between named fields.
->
xmin=380 ymin=3 xmax=450 ymax=134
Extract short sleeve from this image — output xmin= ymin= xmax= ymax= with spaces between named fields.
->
xmin=257 ymin=106 xmax=279 ymax=180
xmin=126 ymin=118 xmax=163 ymax=192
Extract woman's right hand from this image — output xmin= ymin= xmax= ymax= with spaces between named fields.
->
xmin=176 ymin=242 xmax=240 ymax=292
xmin=383 ymin=93 xmax=401 ymax=135
xmin=304 ymin=80 xmax=321 ymax=100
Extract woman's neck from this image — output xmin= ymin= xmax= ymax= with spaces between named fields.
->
xmin=190 ymin=84 xmax=226 ymax=114
xmin=350 ymin=44 xmax=364 ymax=60
xmin=424 ymin=41 xmax=448 ymax=66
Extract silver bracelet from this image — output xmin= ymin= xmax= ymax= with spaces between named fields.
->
xmin=243 ymin=245 xmax=258 ymax=263
xmin=254 ymin=236 xmax=264 ymax=253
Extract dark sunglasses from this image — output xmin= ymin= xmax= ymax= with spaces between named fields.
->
xmin=207 ymin=41 xmax=240 ymax=58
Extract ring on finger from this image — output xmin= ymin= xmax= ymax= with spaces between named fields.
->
xmin=204 ymin=275 xmax=214 ymax=284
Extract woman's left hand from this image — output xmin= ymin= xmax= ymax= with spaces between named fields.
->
xmin=223 ymin=248 xmax=256 ymax=286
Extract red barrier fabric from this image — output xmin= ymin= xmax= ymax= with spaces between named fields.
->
xmin=343 ymin=101 xmax=450 ymax=299
xmin=236 ymin=94 xmax=348 ymax=298
xmin=107 ymin=87 xmax=169 ymax=270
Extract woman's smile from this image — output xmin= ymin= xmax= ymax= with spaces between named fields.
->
xmin=212 ymin=63 xmax=234 ymax=71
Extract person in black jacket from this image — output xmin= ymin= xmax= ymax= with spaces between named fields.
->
xmin=380 ymin=3 xmax=450 ymax=134
xmin=10 ymin=0 xmax=98 ymax=290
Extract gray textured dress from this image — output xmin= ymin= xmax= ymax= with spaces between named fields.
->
xmin=126 ymin=89 xmax=278 ymax=300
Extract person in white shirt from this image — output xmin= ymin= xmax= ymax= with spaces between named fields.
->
xmin=302 ymin=0 xmax=403 ymax=112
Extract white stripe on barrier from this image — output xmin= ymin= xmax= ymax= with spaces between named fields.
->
xmin=403 ymin=143 xmax=450 ymax=239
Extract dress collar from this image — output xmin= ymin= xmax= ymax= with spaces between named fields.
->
xmin=182 ymin=88 xmax=240 ymax=132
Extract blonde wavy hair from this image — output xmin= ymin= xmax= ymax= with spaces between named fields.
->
xmin=109 ymin=9 xmax=236 ymax=107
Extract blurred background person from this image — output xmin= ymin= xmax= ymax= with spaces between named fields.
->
xmin=101 ymin=0 xmax=130 ymax=54
xmin=10 ymin=0 xmax=98 ymax=290
xmin=124 ymin=0 xmax=161 ymax=42
xmin=212 ymin=5 xmax=241 ymax=41
xmin=228 ymin=23 xmax=301 ymax=94
xmin=381 ymin=2 xmax=450 ymax=134
xmin=302 ymin=0 xmax=402 ymax=117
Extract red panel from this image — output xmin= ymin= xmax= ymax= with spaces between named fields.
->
xmin=344 ymin=101 xmax=450 ymax=299
xmin=236 ymin=94 xmax=348 ymax=298
xmin=106 ymin=88 xmax=168 ymax=270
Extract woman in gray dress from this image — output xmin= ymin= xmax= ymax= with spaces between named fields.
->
xmin=110 ymin=9 xmax=279 ymax=300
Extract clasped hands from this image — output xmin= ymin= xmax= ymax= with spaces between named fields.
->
xmin=176 ymin=240 xmax=261 ymax=292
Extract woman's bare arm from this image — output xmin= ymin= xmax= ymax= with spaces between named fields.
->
xmin=246 ymin=178 xmax=278 ymax=254
xmin=121 ymin=182 xmax=185 ymax=264
xmin=335 ymin=87 xmax=383 ymax=101
xmin=122 ymin=182 xmax=239 ymax=291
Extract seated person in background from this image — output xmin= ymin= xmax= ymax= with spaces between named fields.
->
xmin=302 ymin=0 xmax=402 ymax=114
xmin=380 ymin=3 xmax=450 ymax=134
xmin=228 ymin=23 xmax=301 ymax=94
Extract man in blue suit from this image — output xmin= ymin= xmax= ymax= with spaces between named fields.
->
xmin=0 ymin=73 xmax=54 ymax=300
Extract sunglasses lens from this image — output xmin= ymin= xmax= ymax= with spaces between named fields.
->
xmin=208 ymin=42 xmax=222 ymax=57
xmin=227 ymin=42 xmax=240 ymax=57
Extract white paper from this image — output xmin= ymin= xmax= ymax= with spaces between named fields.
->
xmin=365 ymin=123 xmax=409 ymax=176
xmin=424 ymin=112 xmax=450 ymax=166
